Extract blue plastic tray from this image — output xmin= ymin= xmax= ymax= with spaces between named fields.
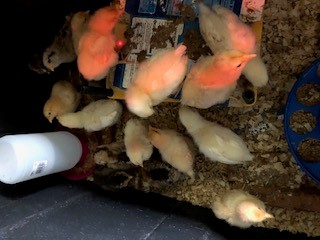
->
xmin=284 ymin=58 xmax=320 ymax=184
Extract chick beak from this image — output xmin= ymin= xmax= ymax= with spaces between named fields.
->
xmin=243 ymin=53 xmax=257 ymax=62
xmin=265 ymin=213 xmax=274 ymax=219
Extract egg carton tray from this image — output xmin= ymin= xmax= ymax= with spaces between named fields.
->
xmin=284 ymin=58 xmax=320 ymax=184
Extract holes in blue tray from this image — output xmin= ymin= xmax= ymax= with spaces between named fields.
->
xmin=295 ymin=83 xmax=320 ymax=106
xmin=297 ymin=138 xmax=320 ymax=163
xmin=289 ymin=110 xmax=316 ymax=134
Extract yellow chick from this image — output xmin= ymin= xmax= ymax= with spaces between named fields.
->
xmin=77 ymin=5 xmax=123 ymax=81
xmin=43 ymin=80 xmax=81 ymax=123
xmin=125 ymin=44 xmax=188 ymax=118
xmin=57 ymin=99 xmax=122 ymax=132
xmin=70 ymin=10 xmax=90 ymax=55
xmin=178 ymin=106 xmax=253 ymax=164
xmin=124 ymin=118 xmax=153 ymax=167
xmin=212 ymin=189 xmax=274 ymax=228
xmin=148 ymin=126 xmax=195 ymax=179
xmin=198 ymin=3 xmax=268 ymax=87
xmin=181 ymin=50 xmax=256 ymax=109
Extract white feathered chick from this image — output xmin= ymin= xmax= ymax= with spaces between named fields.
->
xmin=212 ymin=189 xmax=274 ymax=228
xmin=198 ymin=2 xmax=268 ymax=87
xmin=43 ymin=80 xmax=81 ymax=123
xmin=124 ymin=118 xmax=153 ymax=167
xmin=43 ymin=15 xmax=77 ymax=72
xmin=199 ymin=3 xmax=257 ymax=54
xmin=241 ymin=55 xmax=269 ymax=87
xmin=57 ymin=99 xmax=122 ymax=132
xmin=148 ymin=126 xmax=195 ymax=179
xmin=178 ymin=106 xmax=253 ymax=164
xmin=181 ymin=50 xmax=256 ymax=109
xmin=125 ymin=44 xmax=188 ymax=118
xmin=70 ymin=10 xmax=90 ymax=55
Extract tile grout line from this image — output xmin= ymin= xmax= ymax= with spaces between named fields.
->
xmin=141 ymin=214 xmax=171 ymax=240
xmin=0 ymin=191 xmax=91 ymax=236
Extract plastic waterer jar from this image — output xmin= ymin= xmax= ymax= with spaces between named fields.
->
xmin=0 ymin=131 xmax=83 ymax=184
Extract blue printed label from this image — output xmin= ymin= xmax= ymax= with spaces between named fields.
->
xmin=139 ymin=0 xmax=157 ymax=14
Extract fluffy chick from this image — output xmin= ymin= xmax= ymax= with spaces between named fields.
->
xmin=198 ymin=3 xmax=268 ymax=87
xmin=57 ymin=99 xmax=122 ymax=132
xmin=199 ymin=3 xmax=257 ymax=54
xmin=70 ymin=10 xmax=90 ymax=55
xmin=212 ymin=189 xmax=273 ymax=228
xmin=178 ymin=106 xmax=253 ymax=164
xmin=43 ymin=15 xmax=77 ymax=72
xmin=125 ymin=44 xmax=188 ymax=118
xmin=77 ymin=5 xmax=123 ymax=81
xmin=148 ymin=126 xmax=195 ymax=178
xmin=124 ymin=119 xmax=153 ymax=167
xmin=43 ymin=80 xmax=81 ymax=123
xmin=181 ymin=50 xmax=256 ymax=109
xmin=241 ymin=55 xmax=269 ymax=87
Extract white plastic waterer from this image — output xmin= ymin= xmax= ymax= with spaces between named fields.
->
xmin=0 ymin=131 xmax=83 ymax=184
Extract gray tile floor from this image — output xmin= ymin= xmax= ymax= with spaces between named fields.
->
xmin=0 ymin=174 xmax=315 ymax=240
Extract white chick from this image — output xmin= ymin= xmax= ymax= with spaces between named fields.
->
xmin=70 ymin=10 xmax=90 ymax=55
xmin=148 ymin=126 xmax=195 ymax=178
xmin=57 ymin=99 xmax=122 ymax=132
xmin=241 ymin=55 xmax=269 ymax=87
xmin=125 ymin=44 xmax=188 ymax=118
xmin=43 ymin=15 xmax=77 ymax=71
xmin=198 ymin=3 xmax=268 ymax=87
xmin=212 ymin=189 xmax=274 ymax=228
xmin=199 ymin=3 xmax=257 ymax=56
xmin=181 ymin=50 xmax=256 ymax=109
xmin=124 ymin=119 xmax=153 ymax=167
xmin=77 ymin=5 xmax=123 ymax=81
xmin=43 ymin=80 xmax=81 ymax=123
xmin=178 ymin=106 xmax=253 ymax=164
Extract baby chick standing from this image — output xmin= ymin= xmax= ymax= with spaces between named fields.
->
xmin=178 ymin=106 xmax=253 ymax=164
xmin=198 ymin=3 xmax=268 ymax=87
xmin=77 ymin=5 xmax=123 ymax=81
xmin=148 ymin=126 xmax=195 ymax=179
xmin=181 ymin=50 xmax=256 ymax=109
xmin=124 ymin=119 xmax=153 ymax=167
xmin=43 ymin=80 xmax=81 ymax=123
xmin=212 ymin=189 xmax=273 ymax=228
xmin=125 ymin=44 xmax=188 ymax=118
xmin=57 ymin=99 xmax=122 ymax=132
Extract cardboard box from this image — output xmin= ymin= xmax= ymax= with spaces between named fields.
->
xmin=107 ymin=0 xmax=265 ymax=102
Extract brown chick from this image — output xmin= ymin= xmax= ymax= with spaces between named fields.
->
xmin=43 ymin=80 xmax=81 ymax=123
xmin=212 ymin=189 xmax=273 ymax=228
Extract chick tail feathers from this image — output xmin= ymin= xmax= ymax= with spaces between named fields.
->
xmin=125 ymin=86 xmax=154 ymax=118
xmin=242 ymin=55 xmax=268 ymax=87
xmin=57 ymin=112 xmax=83 ymax=129
xmin=212 ymin=198 xmax=231 ymax=220
xmin=127 ymin=142 xmax=152 ymax=167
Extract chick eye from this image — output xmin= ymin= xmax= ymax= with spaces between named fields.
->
xmin=48 ymin=112 xmax=51 ymax=115
xmin=237 ymin=63 xmax=242 ymax=68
